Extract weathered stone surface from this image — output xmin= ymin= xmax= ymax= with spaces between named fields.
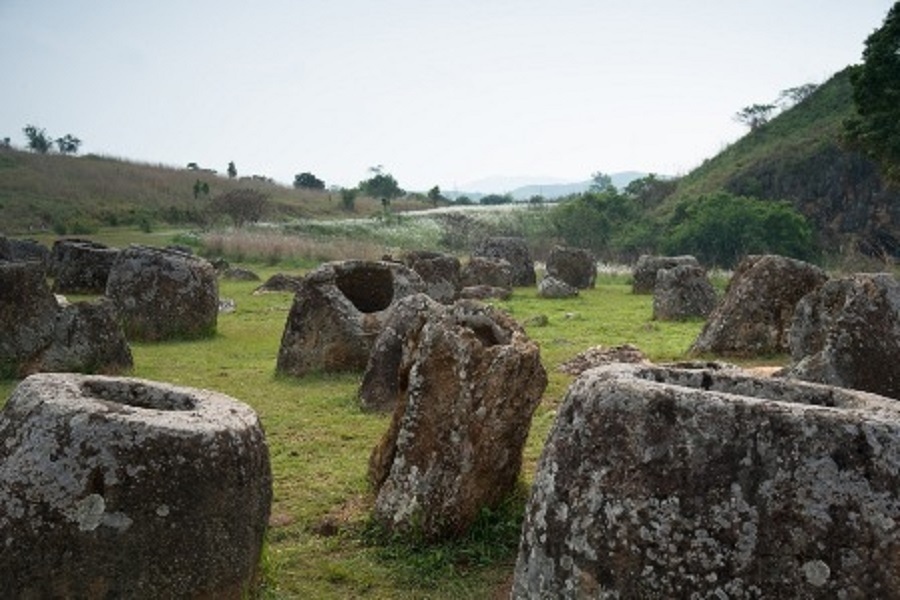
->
xmin=368 ymin=297 xmax=547 ymax=540
xmin=473 ymin=237 xmax=536 ymax=286
xmin=537 ymin=275 xmax=578 ymax=299
xmin=652 ymin=263 xmax=718 ymax=321
xmin=24 ymin=298 xmax=133 ymax=376
xmin=106 ymin=245 xmax=219 ymax=341
xmin=0 ymin=235 xmax=50 ymax=266
xmin=690 ymin=254 xmax=828 ymax=357
xmin=632 ymin=254 xmax=700 ymax=294
xmin=785 ymin=272 xmax=900 ymax=400
xmin=0 ymin=373 xmax=272 ymax=599
xmin=50 ymin=238 xmax=119 ymax=294
xmin=0 ymin=261 xmax=59 ymax=377
xmin=403 ymin=250 xmax=461 ymax=304
xmin=276 ymin=260 xmax=426 ymax=376
xmin=253 ymin=272 xmax=303 ymax=294
xmin=359 ymin=294 xmax=437 ymax=412
xmin=460 ymin=256 xmax=514 ymax=289
xmin=513 ymin=363 xmax=900 ymax=598
xmin=557 ymin=343 xmax=648 ymax=375
xmin=458 ymin=284 xmax=512 ymax=301
xmin=546 ymin=245 xmax=596 ymax=289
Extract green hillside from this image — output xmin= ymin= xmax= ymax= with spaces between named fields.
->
xmin=0 ymin=151 xmax=423 ymax=235
xmin=672 ymin=67 xmax=900 ymax=258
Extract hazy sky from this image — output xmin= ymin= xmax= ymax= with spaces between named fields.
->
xmin=1 ymin=1 xmax=895 ymax=192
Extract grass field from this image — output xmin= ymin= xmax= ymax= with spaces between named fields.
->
xmin=0 ymin=250 xmax=747 ymax=598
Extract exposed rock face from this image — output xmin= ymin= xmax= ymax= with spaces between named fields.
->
xmin=253 ymin=272 xmax=303 ymax=294
xmin=276 ymin=260 xmax=426 ymax=377
xmin=690 ymin=254 xmax=828 ymax=357
xmin=785 ymin=272 xmax=900 ymax=400
xmin=546 ymin=245 xmax=596 ymax=289
xmin=25 ymin=298 xmax=133 ymax=376
xmin=631 ymin=254 xmax=700 ymax=294
xmin=367 ymin=296 xmax=547 ymax=540
xmin=403 ymin=250 xmax=461 ymax=304
xmin=537 ymin=276 xmax=578 ymax=299
xmin=652 ymin=264 xmax=718 ymax=321
xmin=513 ymin=363 xmax=900 ymax=598
xmin=0 ymin=373 xmax=272 ymax=599
xmin=0 ymin=261 xmax=59 ymax=377
xmin=473 ymin=237 xmax=536 ymax=286
xmin=106 ymin=245 xmax=219 ymax=341
xmin=50 ymin=238 xmax=119 ymax=294
xmin=460 ymin=256 xmax=514 ymax=289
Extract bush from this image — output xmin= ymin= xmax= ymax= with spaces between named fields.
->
xmin=661 ymin=192 xmax=817 ymax=267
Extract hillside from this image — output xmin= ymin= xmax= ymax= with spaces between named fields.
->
xmin=0 ymin=151 xmax=425 ymax=235
xmin=672 ymin=67 xmax=900 ymax=259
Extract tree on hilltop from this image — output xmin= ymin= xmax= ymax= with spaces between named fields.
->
xmin=55 ymin=134 xmax=82 ymax=155
xmin=227 ymin=161 xmax=237 ymax=179
xmin=23 ymin=125 xmax=53 ymax=154
xmin=845 ymin=2 xmax=900 ymax=185
xmin=734 ymin=104 xmax=777 ymax=131
xmin=294 ymin=171 xmax=326 ymax=190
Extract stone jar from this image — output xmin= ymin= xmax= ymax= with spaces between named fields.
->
xmin=0 ymin=373 xmax=272 ymax=599
xmin=513 ymin=363 xmax=900 ymax=598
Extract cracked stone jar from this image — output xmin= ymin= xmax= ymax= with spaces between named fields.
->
xmin=0 ymin=373 xmax=272 ymax=599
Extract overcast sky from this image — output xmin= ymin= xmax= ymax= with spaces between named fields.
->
xmin=1 ymin=1 xmax=895 ymax=192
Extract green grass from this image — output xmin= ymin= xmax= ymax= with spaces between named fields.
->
xmin=0 ymin=266 xmax=718 ymax=598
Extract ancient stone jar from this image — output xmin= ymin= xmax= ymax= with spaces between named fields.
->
xmin=402 ymin=250 xmax=461 ymax=304
xmin=652 ymin=263 xmax=718 ymax=321
xmin=537 ymin=275 xmax=578 ymax=299
xmin=472 ymin=237 xmax=536 ymax=287
xmin=546 ymin=245 xmax=596 ymax=289
xmin=50 ymin=238 xmax=120 ymax=294
xmin=106 ymin=244 xmax=219 ymax=341
xmin=366 ymin=295 xmax=547 ymax=541
xmin=690 ymin=254 xmax=828 ymax=357
xmin=513 ymin=363 xmax=900 ymax=598
xmin=0 ymin=373 xmax=272 ymax=599
xmin=631 ymin=254 xmax=700 ymax=294
xmin=0 ymin=260 xmax=59 ymax=377
xmin=460 ymin=255 xmax=514 ymax=289
xmin=276 ymin=260 xmax=426 ymax=377
xmin=785 ymin=272 xmax=900 ymax=400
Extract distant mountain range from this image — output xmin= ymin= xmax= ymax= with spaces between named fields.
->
xmin=445 ymin=171 xmax=650 ymax=201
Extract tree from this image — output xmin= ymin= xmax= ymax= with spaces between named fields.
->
xmin=210 ymin=189 xmax=269 ymax=227
xmin=845 ymin=2 xmax=900 ymax=185
xmin=23 ymin=124 xmax=52 ymax=154
xmin=589 ymin=171 xmax=615 ymax=192
xmin=479 ymin=193 xmax=513 ymax=205
xmin=623 ymin=173 xmax=676 ymax=209
xmin=54 ymin=134 xmax=82 ymax=155
xmin=427 ymin=185 xmax=444 ymax=205
xmin=359 ymin=168 xmax=403 ymax=201
xmin=778 ymin=83 xmax=819 ymax=108
xmin=734 ymin=104 xmax=777 ymax=131
xmin=294 ymin=171 xmax=326 ymax=190
xmin=227 ymin=161 xmax=237 ymax=179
